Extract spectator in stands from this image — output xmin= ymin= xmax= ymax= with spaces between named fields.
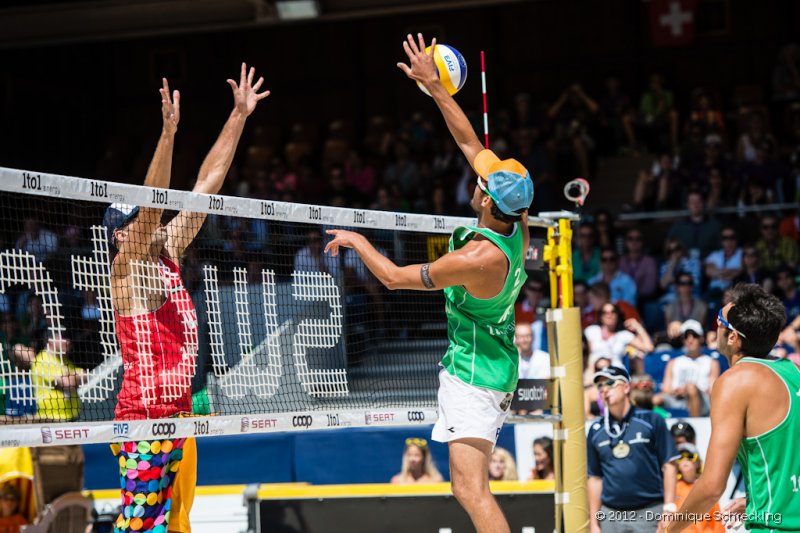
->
xmin=0 ymin=484 xmax=28 ymax=532
xmin=776 ymin=266 xmax=800 ymax=325
xmin=654 ymin=320 xmax=719 ymax=417
xmin=585 ymin=357 xmax=611 ymax=418
xmin=14 ymin=218 xmax=58 ymax=264
xmin=659 ymin=239 xmax=702 ymax=304
xmin=738 ymin=138 xmax=787 ymax=204
xmin=588 ymin=366 xmax=678 ymax=533
xmin=383 ymin=141 xmax=421 ymax=198
xmin=597 ymin=76 xmax=636 ymax=155
xmin=671 ymin=444 xmax=725 ymax=533
xmin=515 ymin=323 xmax=550 ymax=379
xmin=547 ymin=83 xmax=598 ymax=179
xmin=772 ymin=43 xmax=800 ymax=102
xmin=684 ymin=88 xmax=725 ymax=140
xmin=488 ymin=447 xmax=518 ymax=481
xmin=391 ymin=438 xmax=443 ymax=484
xmin=670 ymin=421 xmax=697 ymax=450
xmin=780 ymin=210 xmax=800 ymax=243
xmin=573 ymin=224 xmax=600 ymax=283
xmin=588 ymin=248 xmax=637 ymax=307
xmin=703 ymin=227 xmax=742 ymax=304
xmin=294 ymin=227 xmax=339 ymax=275
xmin=531 ymin=437 xmax=555 ymax=481
xmin=585 ymin=303 xmax=653 ymax=371
xmin=15 ymin=295 xmax=46 ymax=352
xmin=593 ymin=210 xmax=618 ymax=252
xmin=736 ymin=109 xmax=775 ymax=164
xmin=515 ymin=278 xmax=548 ymax=351
xmin=666 ymin=191 xmax=721 ymax=258
xmin=344 ymin=149 xmax=377 ymax=201
xmin=732 ymin=245 xmax=774 ymax=292
xmin=756 ymin=214 xmax=799 ymax=270
xmin=585 ymin=282 xmax=641 ymax=328
xmin=638 ymin=73 xmax=679 ymax=152
xmin=620 ymin=228 xmax=658 ymax=302
xmin=663 ymin=272 xmax=708 ymax=327
xmin=631 ymin=153 xmax=676 ymax=211
xmin=30 ymin=332 xmax=86 ymax=421
xmin=630 ymin=374 xmax=670 ymax=419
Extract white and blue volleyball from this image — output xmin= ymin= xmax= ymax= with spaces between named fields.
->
xmin=418 ymin=44 xmax=468 ymax=96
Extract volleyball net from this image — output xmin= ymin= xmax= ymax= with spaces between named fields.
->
xmin=0 ymin=166 xmax=548 ymax=447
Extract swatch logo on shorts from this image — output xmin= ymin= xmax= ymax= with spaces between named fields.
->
xmin=151 ymin=422 xmax=176 ymax=437
xmin=41 ymin=427 xmax=53 ymax=444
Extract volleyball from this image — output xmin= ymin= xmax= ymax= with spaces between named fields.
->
xmin=417 ymin=44 xmax=468 ymax=96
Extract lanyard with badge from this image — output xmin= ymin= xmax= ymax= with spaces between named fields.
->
xmin=604 ymin=410 xmax=630 ymax=458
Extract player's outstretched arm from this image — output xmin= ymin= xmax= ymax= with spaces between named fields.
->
xmin=326 ymin=229 xmax=503 ymax=291
xmin=165 ymin=63 xmax=270 ymax=261
xmin=397 ymin=33 xmax=484 ymax=172
xmin=117 ymin=78 xmax=179 ymax=265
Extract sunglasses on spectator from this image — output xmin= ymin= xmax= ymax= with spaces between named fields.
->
xmin=761 ymin=223 xmax=777 ymax=230
xmin=717 ymin=308 xmax=747 ymax=338
xmin=601 ymin=307 xmax=616 ymax=315
xmin=601 ymin=256 xmax=617 ymax=262
xmin=406 ymin=437 xmax=428 ymax=449
xmin=676 ymin=279 xmax=693 ymax=286
xmin=677 ymin=451 xmax=700 ymax=462
xmin=596 ymin=380 xmax=624 ymax=391
xmin=632 ymin=381 xmax=653 ymax=391
xmin=721 ymin=234 xmax=736 ymax=240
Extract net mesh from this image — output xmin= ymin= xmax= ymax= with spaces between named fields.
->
xmin=0 ymin=167 xmax=483 ymax=446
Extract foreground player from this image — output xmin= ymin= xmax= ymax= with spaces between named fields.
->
xmin=105 ymin=64 xmax=268 ymax=533
xmin=325 ymin=33 xmax=533 ymax=533
xmin=667 ymin=284 xmax=797 ymax=532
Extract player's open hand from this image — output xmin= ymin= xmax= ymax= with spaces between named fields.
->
xmin=720 ymin=497 xmax=746 ymax=529
xmin=228 ymin=62 xmax=270 ymax=117
xmin=325 ymin=229 xmax=361 ymax=257
xmin=160 ymin=78 xmax=180 ymax=134
xmin=397 ymin=33 xmax=439 ymax=88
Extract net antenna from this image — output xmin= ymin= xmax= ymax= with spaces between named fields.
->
xmin=481 ymin=50 xmax=489 ymax=149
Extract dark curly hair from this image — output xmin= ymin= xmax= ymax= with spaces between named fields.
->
xmin=726 ymin=283 xmax=786 ymax=357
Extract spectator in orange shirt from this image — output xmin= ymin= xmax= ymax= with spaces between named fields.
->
xmin=671 ymin=445 xmax=724 ymax=533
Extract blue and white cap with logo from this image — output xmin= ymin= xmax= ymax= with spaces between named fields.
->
xmin=102 ymin=203 xmax=139 ymax=252
xmin=474 ymin=149 xmax=534 ymax=215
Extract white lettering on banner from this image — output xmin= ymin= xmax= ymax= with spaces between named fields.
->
xmin=291 ymin=272 xmax=348 ymax=397
xmin=0 ymin=250 xmax=68 ymax=405
xmin=71 ymin=226 xmax=120 ymax=401
xmin=206 ymin=267 xmax=282 ymax=398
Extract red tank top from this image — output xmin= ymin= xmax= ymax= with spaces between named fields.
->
xmin=114 ymin=256 xmax=197 ymax=420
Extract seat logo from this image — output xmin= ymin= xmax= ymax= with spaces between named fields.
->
xmin=152 ymin=422 xmax=177 ymax=437
xmin=292 ymin=415 xmax=313 ymax=428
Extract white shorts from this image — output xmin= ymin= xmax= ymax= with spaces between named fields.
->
xmin=431 ymin=368 xmax=513 ymax=445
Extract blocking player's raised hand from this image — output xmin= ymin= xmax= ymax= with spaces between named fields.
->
xmin=159 ymin=78 xmax=180 ymax=135
xmin=228 ymin=62 xmax=270 ymax=117
xmin=397 ymin=33 xmax=439 ymax=88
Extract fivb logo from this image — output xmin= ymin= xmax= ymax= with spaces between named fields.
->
xmin=112 ymin=423 xmax=130 ymax=440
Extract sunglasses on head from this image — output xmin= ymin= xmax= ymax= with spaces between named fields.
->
xmin=717 ymin=308 xmax=747 ymax=338
xmin=406 ymin=437 xmax=428 ymax=449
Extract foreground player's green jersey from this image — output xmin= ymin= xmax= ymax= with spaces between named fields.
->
xmin=736 ymin=357 xmax=800 ymax=531
xmin=441 ymin=224 xmax=527 ymax=393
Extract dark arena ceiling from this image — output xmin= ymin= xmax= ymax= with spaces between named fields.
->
xmin=0 ymin=0 xmax=526 ymax=49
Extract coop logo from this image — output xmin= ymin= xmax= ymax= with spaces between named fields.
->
xmin=292 ymin=415 xmax=313 ymax=428
xmin=112 ymin=423 xmax=130 ymax=440
xmin=151 ymin=422 xmax=177 ymax=437
xmin=41 ymin=427 xmax=53 ymax=444
xmin=240 ymin=417 xmax=250 ymax=433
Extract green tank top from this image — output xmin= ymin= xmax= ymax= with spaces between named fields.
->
xmin=440 ymin=224 xmax=527 ymax=393
xmin=736 ymin=357 xmax=800 ymax=531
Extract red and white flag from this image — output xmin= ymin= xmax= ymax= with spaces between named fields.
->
xmin=649 ymin=0 xmax=698 ymax=47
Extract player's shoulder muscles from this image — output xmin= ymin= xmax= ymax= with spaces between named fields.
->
xmin=429 ymin=238 xmax=505 ymax=287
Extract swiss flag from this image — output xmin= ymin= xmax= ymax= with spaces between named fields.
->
xmin=649 ymin=0 xmax=697 ymax=47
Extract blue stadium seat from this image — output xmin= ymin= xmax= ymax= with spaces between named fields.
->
xmin=643 ymin=349 xmax=681 ymax=388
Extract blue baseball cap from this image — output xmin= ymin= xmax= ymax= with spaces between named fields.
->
xmin=102 ymin=203 xmax=139 ymax=252
xmin=474 ymin=149 xmax=534 ymax=215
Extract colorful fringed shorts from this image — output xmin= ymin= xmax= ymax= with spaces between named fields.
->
xmin=110 ymin=438 xmax=186 ymax=533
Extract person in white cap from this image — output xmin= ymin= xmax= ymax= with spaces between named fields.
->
xmin=654 ymin=319 xmax=720 ymax=417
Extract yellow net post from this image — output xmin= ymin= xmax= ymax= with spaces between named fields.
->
xmin=540 ymin=211 xmax=588 ymax=533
